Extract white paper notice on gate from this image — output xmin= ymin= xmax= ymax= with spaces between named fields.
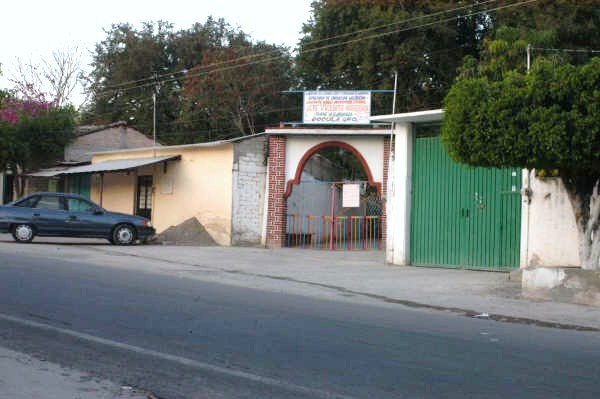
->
xmin=343 ymin=184 xmax=360 ymax=208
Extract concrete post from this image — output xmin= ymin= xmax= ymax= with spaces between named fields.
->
xmin=386 ymin=122 xmax=413 ymax=265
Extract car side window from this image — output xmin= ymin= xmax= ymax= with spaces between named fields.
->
xmin=67 ymin=198 xmax=95 ymax=212
xmin=14 ymin=196 xmax=39 ymax=208
xmin=34 ymin=196 xmax=64 ymax=211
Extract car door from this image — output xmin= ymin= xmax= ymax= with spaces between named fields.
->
xmin=31 ymin=195 xmax=68 ymax=235
xmin=6 ymin=195 xmax=40 ymax=229
xmin=65 ymin=197 xmax=113 ymax=237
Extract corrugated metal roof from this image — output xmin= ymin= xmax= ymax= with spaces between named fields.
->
xmin=60 ymin=155 xmax=180 ymax=175
xmin=25 ymin=155 xmax=181 ymax=177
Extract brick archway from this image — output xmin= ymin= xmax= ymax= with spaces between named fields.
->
xmin=284 ymin=141 xmax=381 ymax=199
xmin=265 ymin=135 xmax=390 ymax=249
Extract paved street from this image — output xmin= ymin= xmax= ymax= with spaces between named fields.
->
xmin=1 ymin=238 xmax=600 ymax=398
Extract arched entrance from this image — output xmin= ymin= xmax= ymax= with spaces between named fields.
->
xmin=284 ymin=140 xmax=384 ymax=250
xmin=264 ymin=133 xmax=389 ymax=249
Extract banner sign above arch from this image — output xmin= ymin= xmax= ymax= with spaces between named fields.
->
xmin=303 ymin=91 xmax=371 ymax=125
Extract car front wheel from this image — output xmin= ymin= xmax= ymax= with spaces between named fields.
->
xmin=12 ymin=224 xmax=35 ymax=243
xmin=112 ymin=224 xmax=136 ymax=245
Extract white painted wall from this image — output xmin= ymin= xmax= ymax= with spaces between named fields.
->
xmin=523 ymin=173 xmax=580 ymax=267
xmin=386 ymin=123 xmax=412 ymax=265
xmin=285 ymin=136 xmax=385 ymax=183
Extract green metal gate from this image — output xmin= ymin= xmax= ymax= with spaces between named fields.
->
xmin=410 ymin=135 xmax=521 ymax=271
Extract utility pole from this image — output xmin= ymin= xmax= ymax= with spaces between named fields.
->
xmin=153 ymin=72 xmax=159 ymax=157
xmin=392 ymin=70 xmax=398 ymax=114
xmin=153 ymin=92 xmax=157 ymax=157
xmin=389 ymin=70 xmax=398 ymax=161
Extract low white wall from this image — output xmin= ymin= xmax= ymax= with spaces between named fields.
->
xmin=525 ymin=174 xmax=580 ymax=267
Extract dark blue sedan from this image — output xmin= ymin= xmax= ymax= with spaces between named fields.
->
xmin=0 ymin=192 xmax=155 ymax=245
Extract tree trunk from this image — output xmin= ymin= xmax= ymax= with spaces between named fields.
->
xmin=562 ymin=175 xmax=600 ymax=270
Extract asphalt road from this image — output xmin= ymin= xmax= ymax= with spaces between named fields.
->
xmin=1 ymin=245 xmax=599 ymax=398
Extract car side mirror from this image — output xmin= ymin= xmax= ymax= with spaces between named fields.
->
xmin=92 ymin=207 xmax=104 ymax=215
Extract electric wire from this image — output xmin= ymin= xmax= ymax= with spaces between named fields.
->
xmin=93 ymin=0 xmax=537 ymax=97
xmin=97 ymin=0 xmax=504 ymax=91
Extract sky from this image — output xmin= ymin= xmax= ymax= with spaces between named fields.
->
xmin=0 ymin=0 xmax=314 ymax=105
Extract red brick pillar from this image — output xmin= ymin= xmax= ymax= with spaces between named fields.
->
xmin=266 ymin=135 xmax=287 ymax=248
xmin=381 ymin=136 xmax=391 ymax=247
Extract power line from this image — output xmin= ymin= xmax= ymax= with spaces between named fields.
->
xmin=532 ymin=47 xmax=600 ymax=54
xmin=98 ymin=0 xmax=504 ymax=92
xmin=94 ymin=0 xmax=536 ymax=97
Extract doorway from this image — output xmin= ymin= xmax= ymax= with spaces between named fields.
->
xmin=136 ymin=175 xmax=153 ymax=220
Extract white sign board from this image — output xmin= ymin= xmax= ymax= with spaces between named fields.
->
xmin=343 ymin=184 xmax=361 ymax=208
xmin=303 ymin=91 xmax=371 ymax=125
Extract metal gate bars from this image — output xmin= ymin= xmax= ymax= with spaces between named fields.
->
xmin=287 ymin=214 xmax=381 ymax=250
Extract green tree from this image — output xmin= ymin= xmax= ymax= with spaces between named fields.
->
xmin=442 ymin=57 xmax=600 ymax=270
xmin=179 ymin=40 xmax=295 ymax=142
xmin=493 ymin=0 xmax=600 ymax=58
xmin=82 ymin=21 xmax=177 ymax=136
xmin=83 ymin=18 xmax=296 ymax=144
xmin=0 ymin=97 xmax=76 ymax=196
xmin=296 ymin=0 xmax=490 ymax=113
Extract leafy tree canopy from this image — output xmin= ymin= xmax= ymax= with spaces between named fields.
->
xmin=0 ymin=96 xmax=76 ymax=195
xmin=296 ymin=0 xmax=599 ymax=113
xmin=296 ymin=0 xmax=492 ymax=112
xmin=443 ymin=57 xmax=600 ymax=174
xmin=82 ymin=18 xmax=295 ymax=144
xmin=179 ymin=41 xmax=296 ymax=143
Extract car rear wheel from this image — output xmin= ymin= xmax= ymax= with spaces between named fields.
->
xmin=112 ymin=224 xmax=136 ymax=245
xmin=12 ymin=224 xmax=35 ymax=243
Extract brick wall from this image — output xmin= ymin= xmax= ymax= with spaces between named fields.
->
xmin=382 ymin=136 xmax=390 ymax=246
xmin=231 ymin=136 xmax=268 ymax=246
xmin=265 ymin=136 xmax=287 ymax=248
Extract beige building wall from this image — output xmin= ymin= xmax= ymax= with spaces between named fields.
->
xmin=91 ymin=172 xmax=136 ymax=215
xmin=90 ymin=145 xmax=234 ymax=245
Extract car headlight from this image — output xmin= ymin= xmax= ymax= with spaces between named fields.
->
xmin=143 ymin=220 xmax=152 ymax=228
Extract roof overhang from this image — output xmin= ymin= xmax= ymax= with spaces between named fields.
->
xmin=27 ymin=167 xmax=71 ymax=177
xmin=27 ymin=155 xmax=181 ymax=177
xmin=370 ymin=109 xmax=443 ymax=124
xmin=61 ymin=155 xmax=181 ymax=175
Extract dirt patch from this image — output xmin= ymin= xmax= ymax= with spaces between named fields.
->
xmin=154 ymin=217 xmax=218 ymax=246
